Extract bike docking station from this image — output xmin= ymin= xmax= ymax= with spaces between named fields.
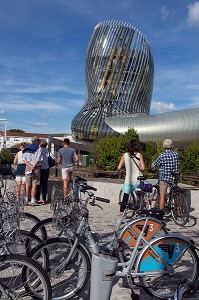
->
xmin=90 ymin=252 xmax=118 ymax=300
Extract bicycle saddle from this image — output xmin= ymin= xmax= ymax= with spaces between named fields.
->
xmin=137 ymin=175 xmax=146 ymax=181
xmin=139 ymin=208 xmax=165 ymax=218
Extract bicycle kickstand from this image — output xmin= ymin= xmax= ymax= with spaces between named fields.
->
xmin=126 ymin=275 xmax=140 ymax=300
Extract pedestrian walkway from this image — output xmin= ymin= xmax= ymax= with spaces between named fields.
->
xmin=24 ymin=195 xmax=199 ymax=300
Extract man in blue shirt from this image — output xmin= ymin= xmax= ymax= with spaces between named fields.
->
xmin=152 ymin=139 xmax=179 ymax=210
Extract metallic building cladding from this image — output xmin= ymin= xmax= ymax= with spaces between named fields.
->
xmin=105 ymin=107 xmax=199 ymax=146
xmin=71 ymin=20 xmax=154 ymax=141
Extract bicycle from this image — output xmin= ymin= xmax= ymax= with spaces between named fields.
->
xmin=119 ymin=175 xmax=158 ymax=210
xmin=29 ymin=182 xmax=198 ymax=300
xmin=29 ymin=176 xmax=90 ymax=242
xmin=0 ymin=174 xmax=46 ymax=257
xmin=154 ymin=173 xmax=189 ymax=226
xmin=0 ymin=173 xmax=47 ymax=241
xmin=0 ymin=179 xmax=52 ymax=299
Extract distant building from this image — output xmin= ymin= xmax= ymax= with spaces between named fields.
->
xmin=72 ymin=20 xmax=199 ymax=146
xmin=0 ymin=131 xmax=49 ymax=149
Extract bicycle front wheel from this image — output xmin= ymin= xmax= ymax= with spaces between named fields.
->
xmin=171 ymin=191 xmax=189 ymax=226
xmin=30 ymin=237 xmax=91 ymax=299
xmin=0 ymin=254 xmax=52 ymax=299
xmin=137 ymin=236 xmax=199 ymax=299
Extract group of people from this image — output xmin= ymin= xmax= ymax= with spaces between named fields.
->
xmin=14 ymin=137 xmax=51 ymax=205
xmin=14 ymin=134 xmax=179 ymax=213
xmin=14 ymin=137 xmax=78 ymax=205
xmin=118 ymin=138 xmax=179 ymax=214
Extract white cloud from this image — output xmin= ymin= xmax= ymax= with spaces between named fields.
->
xmin=31 ymin=122 xmax=48 ymax=127
xmin=150 ymin=101 xmax=176 ymax=113
xmin=0 ymin=110 xmax=5 ymax=114
xmin=160 ymin=5 xmax=170 ymax=21
xmin=187 ymin=2 xmax=199 ymax=27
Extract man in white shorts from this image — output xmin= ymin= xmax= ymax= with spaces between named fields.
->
xmin=57 ymin=138 xmax=78 ymax=199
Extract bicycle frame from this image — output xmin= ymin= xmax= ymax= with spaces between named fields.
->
xmin=90 ymin=216 xmax=195 ymax=300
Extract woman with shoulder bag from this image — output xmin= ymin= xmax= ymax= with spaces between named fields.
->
xmin=117 ymin=139 xmax=145 ymax=215
xmin=14 ymin=142 xmax=27 ymax=201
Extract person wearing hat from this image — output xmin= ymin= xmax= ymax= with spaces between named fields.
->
xmin=23 ymin=136 xmax=42 ymax=205
xmin=152 ymin=139 xmax=179 ymax=211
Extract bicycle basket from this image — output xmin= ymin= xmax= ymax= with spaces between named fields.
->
xmin=50 ymin=185 xmax=63 ymax=210
xmin=52 ymin=201 xmax=71 ymax=230
xmin=3 ymin=186 xmax=24 ymax=217
xmin=0 ymin=204 xmax=20 ymax=242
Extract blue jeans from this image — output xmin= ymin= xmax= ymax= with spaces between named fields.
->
xmin=36 ymin=168 xmax=49 ymax=201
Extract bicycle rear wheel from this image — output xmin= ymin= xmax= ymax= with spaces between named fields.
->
xmin=137 ymin=236 xmax=199 ymax=299
xmin=171 ymin=191 xmax=189 ymax=226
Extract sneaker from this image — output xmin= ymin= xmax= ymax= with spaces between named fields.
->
xmin=31 ymin=199 xmax=35 ymax=206
xmin=24 ymin=197 xmax=28 ymax=205
xmin=31 ymin=198 xmax=37 ymax=206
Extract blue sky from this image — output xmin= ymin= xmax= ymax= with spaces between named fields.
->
xmin=0 ymin=0 xmax=199 ymax=134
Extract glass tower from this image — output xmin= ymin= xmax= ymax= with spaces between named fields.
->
xmin=71 ymin=20 xmax=154 ymax=141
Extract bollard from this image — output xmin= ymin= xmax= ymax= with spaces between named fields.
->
xmin=90 ymin=252 xmax=118 ymax=300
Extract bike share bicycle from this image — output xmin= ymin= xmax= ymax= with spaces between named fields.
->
xmin=28 ymin=179 xmax=199 ymax=300
xmin=0 ymin=175 xmax=52 ymax=299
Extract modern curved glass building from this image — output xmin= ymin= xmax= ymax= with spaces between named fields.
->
xmin=72 ymin=20 xmax=199 ymax=145
xmin=72 ymin=20 xmax=154 ymax=141
xmin=105 ymin=107 xmax=199 ymax=146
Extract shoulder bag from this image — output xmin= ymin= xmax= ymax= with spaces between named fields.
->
xmin=48 ymin=152 xmax=56 ymax=168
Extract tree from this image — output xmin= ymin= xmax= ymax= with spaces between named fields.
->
xmin=7 ymin=129 xmax=25 ymax=133
xmin=91 ymin=127 xmax=139 ymax=170
xmin=0 ymin=148 xmax=13 ymax=164
xmin=143 ymin=141 xmax=156 ymax=169
xmin=180 ymin=142 xmax=199 ymax=174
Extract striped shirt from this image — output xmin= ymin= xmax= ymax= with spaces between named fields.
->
xmin=152 ymin=149 xmax=179 ymax=182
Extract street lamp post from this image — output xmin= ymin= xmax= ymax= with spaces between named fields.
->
xmin=0 ymin=119 xmax=7 ymax=148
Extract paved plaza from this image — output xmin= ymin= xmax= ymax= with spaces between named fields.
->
xmin=23 ymin=192 xmax=199 ymax=300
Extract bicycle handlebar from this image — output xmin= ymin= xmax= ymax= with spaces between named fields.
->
xmin=74 ymin=176 xmax=87 ymax=183
xmin=95 ymin=196 xmax=110 ymax=203
xmin=81 ymin=184 xmax=97 ymax=192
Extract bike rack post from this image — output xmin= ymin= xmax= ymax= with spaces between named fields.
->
xmin=90 ymin=252 xmax=118 ymax=300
